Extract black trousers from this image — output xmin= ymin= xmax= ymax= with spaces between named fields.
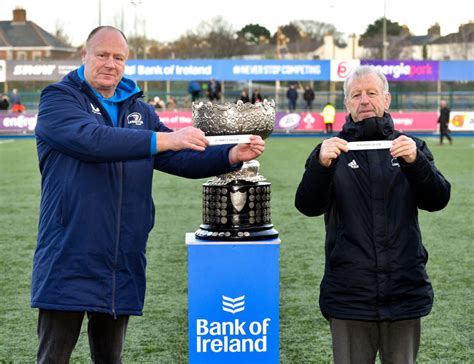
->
xmin=440 ymin=127 xmax=452 ymax=144
xmin=37 ymin=309 xmax=129 ymax=364
xmin=330 ymin=318 xmax=420 ymax=364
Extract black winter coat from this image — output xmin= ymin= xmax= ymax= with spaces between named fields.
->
xmin=295 ymin=113 xmax=450 ymax=321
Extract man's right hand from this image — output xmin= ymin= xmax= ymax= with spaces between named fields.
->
xmin=156 ymin=127 xmax=209 ymax=152
xmin=319 ymin=137 xmax=348 ymax=167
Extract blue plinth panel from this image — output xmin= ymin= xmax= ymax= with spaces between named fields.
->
xmin=186 ymin=233 xmax=280 ymax=363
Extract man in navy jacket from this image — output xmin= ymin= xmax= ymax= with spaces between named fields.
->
xmin=32 ymin=26 xmax=265 ymax=362
xmin=295 ymin=65 xmax=450 ymax=363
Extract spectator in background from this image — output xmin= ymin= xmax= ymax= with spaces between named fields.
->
xmin=166 ymin=95 xmax=177 ymax=110
xmin=238 ymin=90 xmax=250 ymax=103
xmin=10 ymin=88 xmax=24 ymax=112
xmin=188 ymin=81 xmax=201 ymax=102
xmin=10 ymin=88 xmax=21 ymax=105
xmin=251 ymin=89 xmax=264 ymax=104
xmin=207 ymin=78 xmax=221 ymax=102
xmin=0 ymin=94 xmax=9 ymax=110
xmin=11 ymin=101 xmax=26 ymax=113
xmin=322 ymin=102 xmax=336 ymax=134
xmin=438 ymin=99 xmax=453 ymax=145
xmin=153 ymin=96 xmax=165 ymax=109
xmin=303 ymin=85 xmax=315 ymax=110
xmin=287 ymin=84 xmax=298 ymax=112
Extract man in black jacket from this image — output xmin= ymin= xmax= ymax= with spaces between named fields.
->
xmin=295 ymin=65 xmax=450 ymax=363
xmin=438 ymin=99 xmax=453 ymax=145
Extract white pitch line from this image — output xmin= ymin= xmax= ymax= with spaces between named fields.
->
xmin=0 ymin=139 xmax=14 ymax=145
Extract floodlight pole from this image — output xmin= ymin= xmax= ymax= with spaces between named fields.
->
xmin=382 ymin=0 xmax=388 ymax=60
xmin=98 ymin=0 xmax=102 ymax=26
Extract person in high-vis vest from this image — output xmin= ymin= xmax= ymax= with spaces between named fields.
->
xmin=322 ymin=102 xmax=336 ymax=134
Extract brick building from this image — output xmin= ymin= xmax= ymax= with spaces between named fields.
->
xmin=0 ymin=8 xmax=76 ymax=61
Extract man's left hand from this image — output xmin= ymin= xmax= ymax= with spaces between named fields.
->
xmin=229 ymin=135 xmax=265 ymax=164
xmin=391 ymin=135 xmax=417 ymax=164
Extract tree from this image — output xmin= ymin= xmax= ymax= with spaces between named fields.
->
xmin=290 ymin=20 xmax=345 ymax=46
xmin=172 ymin=16 xmax=246 ymax=58
xmin=54 ymin=21 xmax=72 ymax=46
xmin=272 ymin=24 xmax=301 ymax=44
xmin=360 ymin=17 xmax=407 ymax=41
xmin=237 ymin=24 xmax=271 ymax=45
xmin=360 ymin=18 xmax=411 ymax=59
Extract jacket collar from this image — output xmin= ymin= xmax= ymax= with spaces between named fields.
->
xmin=341 ymin=112 xmax=395 ymax=141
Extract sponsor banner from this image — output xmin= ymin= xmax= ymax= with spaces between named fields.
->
xmin=330 ymin=60 xmax=361 ymax=81
xmin=6 ymin=60 xmax=81 ymax=81
xmin=0 ymin=111 xmax=446 ymax=133
xmin=0 ymin=60 xmax=6 ymax=82
xmin=3 ymin=59 xmax=474 ymax=82
xmin=157 ymin=111 xmax=193 ymax=128
xmin=125 ymin=59 xmax=330 ymax=81
xmin=0 ymin=113 xmax=37 ymax=131
xmin=361 ymin=60 xmax=439 ymax=81
xmin=449 ymin=111 xmax=474 ymax=131
xmin=440 ymin=61 xmax=474 ymax=81
xmin=274 ymin=112 xmax=439 ymax=131
xmin=390 ymin=112 xmax=437 ymax=130
xmin=187 ymin=234 xmax=280 ymax=363
xmin=275 ymin=112 xmax=345 ymax=131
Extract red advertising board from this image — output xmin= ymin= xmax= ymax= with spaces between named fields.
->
xmin=274 ymin=112 xmax=438 ymax=132
xmin=0 ymin=111 xmax=447 ymax=133
xmin=157 ymin=111 xmax=193 ymax=129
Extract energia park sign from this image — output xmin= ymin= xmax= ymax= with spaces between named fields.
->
xmin=1 ymin=60 xmax=473 ymax=82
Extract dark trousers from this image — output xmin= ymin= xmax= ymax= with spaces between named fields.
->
xmin=440 ymin=128 xmax=452 ymax=144
xmin=37 ymin=309 xmax=129 ymax=364
xmin=288 ymin=100 xmax=297 ymax=112
xmin=330 ymin=318 xmax=420 ymax=364
xmin=325 ymin=123 xmax=333 ymax=134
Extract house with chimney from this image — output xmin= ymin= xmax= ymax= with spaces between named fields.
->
xmin=0 ymin=8 xmax=76 ymax=61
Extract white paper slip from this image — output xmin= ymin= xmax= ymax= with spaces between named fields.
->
xmin=347 ymin=140 xmax=393 ymax=151
xmin=206 ymin=134 xmax=252 ymax=145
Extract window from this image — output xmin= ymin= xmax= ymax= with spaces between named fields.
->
xmin=16 ymin=51 xmax=27 ymax=60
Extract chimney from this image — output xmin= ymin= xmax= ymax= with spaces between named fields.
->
xmin=13 ymin=8 xmax=27 ymax=23
xmin=428 ymin=23 xmax=441 ymax=37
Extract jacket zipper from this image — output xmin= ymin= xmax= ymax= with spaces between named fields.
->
xmin=112 ymin=161 xmax=123 ymax=320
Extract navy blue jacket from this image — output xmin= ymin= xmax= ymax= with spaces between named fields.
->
xmin=295 ymin=114 xmax=451 ymax=321
xmin=32 ymin=70 xmax=238 ymax=316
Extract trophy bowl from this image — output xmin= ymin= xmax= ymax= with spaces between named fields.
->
xmin=193 ymin=100 xmax=279 ymax=241
xmin=192 ymin=99 xmax=275 ymax=139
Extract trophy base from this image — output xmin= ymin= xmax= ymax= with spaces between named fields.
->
xmin=195 ymin=224 xmax=279 ymax=241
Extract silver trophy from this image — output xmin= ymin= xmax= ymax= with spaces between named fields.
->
xmin=193 ymin=100 xmax=279 ymax=241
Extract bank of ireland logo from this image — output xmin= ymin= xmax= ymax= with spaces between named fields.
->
xmin=127 ymin=112 xmax=143 ymax=125
xmin=222 ymin=295 xmax=245 ymax=314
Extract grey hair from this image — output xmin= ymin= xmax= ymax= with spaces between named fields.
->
xmin=343 ymin=65 xmax=389 ymax=98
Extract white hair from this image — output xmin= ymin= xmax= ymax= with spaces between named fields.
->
xmin=343 ymin=65 xmax=389 ymax=98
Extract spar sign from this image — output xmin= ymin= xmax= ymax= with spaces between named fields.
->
xmin=187 ymin=233 xmax=280 ymax=363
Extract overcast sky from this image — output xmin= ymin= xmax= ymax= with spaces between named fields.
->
xmin=1 ymin=0 xmax=472 ymax=47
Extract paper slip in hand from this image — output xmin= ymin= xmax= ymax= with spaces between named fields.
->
xmin=347 ymin=140 xmax=393 ymax=151
xmin=206 ymin=134 xmax=252 ymax=145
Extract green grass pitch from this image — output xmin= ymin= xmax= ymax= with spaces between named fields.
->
xmin=0 ymin=137 xmax=472 ymax=362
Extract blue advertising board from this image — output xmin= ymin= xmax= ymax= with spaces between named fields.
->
xmin=439 ymin=61 xmax=474 ymax=81
xmin=124 ymin=59 xmax=330 ymax=81
xmin=186 ymin=233 xmax=280 ymax=363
